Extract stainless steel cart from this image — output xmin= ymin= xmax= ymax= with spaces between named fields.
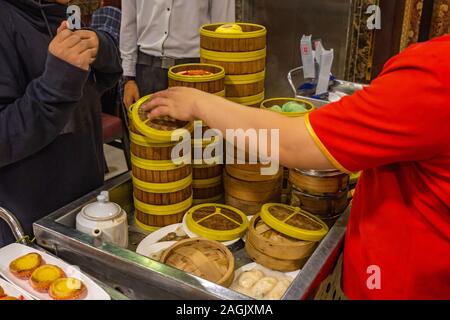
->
xmin=32 ymin=172 xmax=348 ymax=300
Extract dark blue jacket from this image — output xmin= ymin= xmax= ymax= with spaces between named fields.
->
xmin=0 ymin=0 xmax=122 ymax=246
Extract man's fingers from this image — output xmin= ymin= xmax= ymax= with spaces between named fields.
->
xmin=143 ymin=97 xmax=171 ymax=111
xmin=60 ymin=34 xmax=82 ymax=49
xmin=55 ymin=29 xmax=74 ymax=42
xmin=57 ymin=21 xmax=68 ymax=34
xmin=149 ymin=107 xmax=171 ymax=119
xmin=74 ymin=30 xmax=95 ymax=40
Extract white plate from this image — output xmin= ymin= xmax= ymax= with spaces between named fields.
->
xmin=231 ymin=262 xmax=301 ymax=300
xmin=181 ymin=214 xmax=240 ymax=247
xmin=0 ymin=244 xmax=110 ymax=300
xmin=235 ymin=262 xmax=300 ymax=281
xmin=136 ymin=241 xmax=176 ymax=260
xmin=0 ymin=278 xmax=34 ymax=300
xmin=136 ymin=223 xmax=186 ymax=253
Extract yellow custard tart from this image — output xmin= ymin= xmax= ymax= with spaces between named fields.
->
xmin=49 ymin=278 xmax=87 ymax=300
xmin=9 ymin=253 xmax=43 ymax=279
xmin=29 ymin=265 xmax=65 ymax=292
xmin=0 ymin=285 xmax=5 ymax=298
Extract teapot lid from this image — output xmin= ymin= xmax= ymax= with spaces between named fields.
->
xmin=82 ymin=191 xmax=122 ymax=221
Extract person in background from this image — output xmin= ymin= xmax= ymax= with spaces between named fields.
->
xmin=0 ymin=0 xmax=122 ymax=247
xmin=120 ymin=0 xmax=235 ymax=109
xmin=91 ymin=0 xmax=123 ymax=115
xmin=143 ymin=35 xmax=450 ymax=299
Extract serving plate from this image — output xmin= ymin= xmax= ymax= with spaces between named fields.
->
xmin=0 ymin=244 xmax=110 ymax=300
xmin=0 ymin=278 xmax=34 ymax=300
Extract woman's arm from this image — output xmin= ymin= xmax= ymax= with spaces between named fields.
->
xmin=145 ymin=87 xmax=334 ymax=170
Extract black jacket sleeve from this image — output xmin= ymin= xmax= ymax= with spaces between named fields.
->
xmin=0 ymin=52 xmax=89 ymax=168
xmin=91 ymin=30 xmax=123 ymax=93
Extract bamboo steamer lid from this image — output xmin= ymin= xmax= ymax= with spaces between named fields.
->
xmin=259 ymin=203 xmax=328 ymax=242
xmin=161 ymin=238 xmax=235 ymax=287
xmin=185 ymin=204 xmax=249 ymax=242
xmin=260 ymin=98 xmax=316 ymax=117
xmin=247 ymin=215 xmax=316 ymax=260
xmin=131 ymin=95 xmax=193 ymax=142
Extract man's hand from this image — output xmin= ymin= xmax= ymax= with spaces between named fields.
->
xmin=73 ymin=30 xmax=99 ymax=64
xmin=144 ymin=87 xmax=214 ymax=121
xmin=49 ymin=21 xmax=100 ymax=71
xmin=123 ymin=80 xmax=140 ymax=109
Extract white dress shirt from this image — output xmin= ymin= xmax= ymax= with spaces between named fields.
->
xmin=120 ymin=0 xmax=235 ymax=77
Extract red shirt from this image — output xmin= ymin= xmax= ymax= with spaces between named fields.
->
xmin=305 ymin=35 xmax=450 ymax=299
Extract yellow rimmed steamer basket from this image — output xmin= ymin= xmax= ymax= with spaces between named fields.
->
xmin=185 ymin=204 xmax=249 ymax=242
xmin=130 ymin=95 xmax=195 ymax=231
xmin=260 ymin=98 xmax=316 ymax=117
xmin=200 ymin=23 xmax=267 ymax=108
xmin=168 ymin=63 xmax=226 ymax=97
xmin=245 ymin=204 xmax=328 ymax=272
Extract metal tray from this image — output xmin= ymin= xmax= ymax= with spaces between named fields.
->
xmin=33 ymin=172 xmax=348 ymax=300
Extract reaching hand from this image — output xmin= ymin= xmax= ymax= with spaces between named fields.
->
xmin=143 ymin=87 xmax=215 ymax=121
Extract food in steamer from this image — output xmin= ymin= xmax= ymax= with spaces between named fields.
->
xmin=176 ymin=70 xmax=213 ymax=76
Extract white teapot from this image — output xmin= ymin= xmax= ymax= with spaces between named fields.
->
xmin=76 ymin=191 xmax=129 ymax=248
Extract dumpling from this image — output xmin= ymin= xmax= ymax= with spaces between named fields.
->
xmin=238 ymin=270 xmax=264 ymax=289
xmin=250 ymin=277 xmax=278 ymax=299
xmin=265 ymin=279 xmax=291 ymax=300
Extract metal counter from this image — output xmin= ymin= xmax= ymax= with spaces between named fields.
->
xmin=33 ymin=172 xmax=348 ymax=300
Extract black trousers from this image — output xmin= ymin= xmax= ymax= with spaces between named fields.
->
xmin=135 ymin=52 xmax=200 ymax=96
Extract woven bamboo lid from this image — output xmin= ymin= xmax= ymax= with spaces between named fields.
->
xmin=259 ymin=204 xmax=328 ymax=242
xmin=131 ymin=95 xmax=193 ymax=142
xmin=161 ymin=238 xmax=235 ymax=287
xmin=185 ymin=204 xmax=248 ymax=242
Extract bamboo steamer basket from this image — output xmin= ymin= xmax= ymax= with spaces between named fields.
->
xmin=227 ymin=91 xmax=265 ymax=107
xmin=201 ymin=48 xmax=266 ymax=75
xmin=185 ymin=204 xmax=249 ymax=242
xmin=168 ymin=63 xmax=225 ymax=96
xmin=130 ymin=131 xmax=184 ymax=161
xmin=131 ymin=95 xmax=193 ymax=143
xmin=289 ymin=169 xmax=350 ymax=196
xmin=131 ymin=154 xmax=191 ymax=183
xmin=225 ymin=70 xmax=265 ymax=98
xmin=224 ymin=169 xmax=282 ymax=204
xmin=161 ymin=238 xmax=235 ymax=287
xmin=245 ymin=239 xmax=309 ymax=272
xmin=260 ymin=98 xmax=316 ymax=117
xmin=247 ymin=215 xmax=317 ymax=260
xmin=224 ymin=193 xmax=280 ymax=216
xmin=200 ymin=23 xmax=267 ymax=52
xmin=193 ymin=163 xmax=223 ymax=180
xmin=134 ymin=196 xmax=193 ymax=231
xmin=133 ymin=174 xmax=192 ymax=206
xmin=225 ymin=163 xmax=281 ymax=182
xmin=289 ymin=185 xmax=349 ymax=218
xmin=193 ymin=175 xmax=224 ymax=200
xmin=193 ymin=195 xmax=224 ymax=205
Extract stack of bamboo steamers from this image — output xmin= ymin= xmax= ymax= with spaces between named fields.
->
xmin=168 ymin=64 xmax=226 ymax=205
xmin=128 ymin=98 xmax=194 ymax=232
xmin=199 ymin=23 xmax=276 ymax=216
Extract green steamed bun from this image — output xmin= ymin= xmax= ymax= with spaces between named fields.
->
xmin=282 ymin=101 xmax=308 ymax=113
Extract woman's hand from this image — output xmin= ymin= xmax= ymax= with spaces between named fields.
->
xmin=143 ymin=87 xmax=219 ymax=121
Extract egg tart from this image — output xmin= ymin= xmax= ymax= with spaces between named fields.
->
xmin=0 ymin=286 xmax=5 ymax=298
xmin=49 ymin=278 xmax=87 ymax=300
xmin=9 ymin=253 xmax=43 ymax=279
xmin=0 ymin=296 xmax=19 ymax=300
xmin=29 ymin=264 xmax=65 ymax=292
